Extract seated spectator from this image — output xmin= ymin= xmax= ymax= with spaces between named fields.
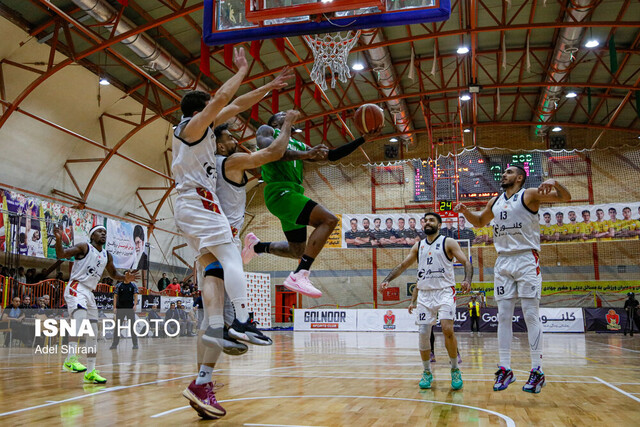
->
xmin=176 ymin=301 xmax=196 ymax=336
xmin=20 ymin=295 xmax=37 ymax=318
xmin=147 ymin=304 xmax=162 ymax=321
xmin=165 ymin=302 xmax=179 ymax=321
xmin=1 ymin=296 xmax=31 ymax=346
xmin=181 ymin=282 xmax=192 ymax=297
xmin=165 ymin=278 xmax=181 ymax=294
xmin=34 ymin=295 xmax=55 ymax=320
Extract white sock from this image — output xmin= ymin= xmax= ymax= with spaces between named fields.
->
xmin=196 ymin=364 xmax=214 ymax=385
xmin=223 ymin=292 xmax=236 ymax=326
xmin=497 ymin=298 xmax=516 ymax=370
xmin=450 ymin=357 xmax=458 ymax=369
xmin=207 ymin=243 xmax=250 ymax=323
xmin=86 ymin=358 xmax=96 ymax=372
xmin=521 ymin=297 xmax=543 ymax=371
xmin=422 ymin=359 xmax=431 ymax=372
xmin=208 ymin=315 xmax=224 ymax=329
xmin=66 ymin=342 xmax=78 ymax=360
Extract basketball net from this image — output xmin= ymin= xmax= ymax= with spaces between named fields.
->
xmin=303 ymin=30 xmax=361 ymax=90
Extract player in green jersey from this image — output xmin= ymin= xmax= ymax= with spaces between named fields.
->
xmin=241 ymin=111 xmax=381 ymax=297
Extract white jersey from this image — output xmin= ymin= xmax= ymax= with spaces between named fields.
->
xmin=172 ymin=117 xmax=218 ymax=195
xmin=490 ymin=188 xmax=540 ymax=254
xmin=69 ymin=243 xmax=108 ymax=291
xmin=416 ymin=235 xmax=455 ymax=290
xmin=215 ymin=155 xmax=247 ymax=234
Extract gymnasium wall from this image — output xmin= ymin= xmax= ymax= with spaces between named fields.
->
xmin=243 ymin=142 xmax=640 ymax=311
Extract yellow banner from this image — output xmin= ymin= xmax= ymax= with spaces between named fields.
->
xmin=324 ymin=214 xmax=342 ymax=248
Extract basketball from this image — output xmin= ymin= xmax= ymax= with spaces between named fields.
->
xmin=353 ymin=103 xmax=384 ymax=135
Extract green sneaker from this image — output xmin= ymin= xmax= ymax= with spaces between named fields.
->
xmin=63 ymin=356 xmax=87 ymax=373
xmin=84 ymin=369 xmax=107 ymax=384
xmin=419 ymin=370 xmax=433 ymax=389
xmin=451 ymin=368 xmax=463 ymax=390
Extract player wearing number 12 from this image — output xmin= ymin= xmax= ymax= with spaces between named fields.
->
xmin=381 ymin=212 xmax=472 ymax=390
xmin=455 ymin=166 xmax=571 ymax=394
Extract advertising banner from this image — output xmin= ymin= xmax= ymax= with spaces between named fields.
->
xmin=357 ymin=308 xmax=418 ymax=332
xmin=294 ymin=309 xmax=358 ymax=331
xmin=539 ymin=307 xmax=584 ymax=333
xmin=584 ymin=308 xmax=628 ymax=332
xmin=160 ymin=296 xmax=194 ymax=312
xmin=339 ymin=201 xmax=640 ymax=249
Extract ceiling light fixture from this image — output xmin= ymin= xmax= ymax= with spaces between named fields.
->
xmin=585 ymin=39 xmax=599 ymax=48
xmin=552 ymin=126 xmax=562 ymax=132
xmin=352 ymin=62 xmax=364 ymax=71
xmin=389 ymin=137 xmax=398 ymax=143
xmin=460 ymin=93 xmax=471 ymax=101
xmin=565 ymin=91 xmax=578 ymax=98
xmin=463 ymin=128 xmax=471 ymax=133
xmin=99 ymin=78 xmax=110 ymax=86
xmin=457 ymin=46 xmax=469 ymax=55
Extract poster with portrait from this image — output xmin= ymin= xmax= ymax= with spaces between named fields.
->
xmin=42 ymin=201 xmax=75 ymax=258
xmin=106 ymin=218 xmax=148 ymax=269
xmin=3 ymin=190 xmax=46 ymax=257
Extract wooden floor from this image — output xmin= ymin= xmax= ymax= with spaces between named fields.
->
xmin=0 ymin=331 xmax=639 ymax=426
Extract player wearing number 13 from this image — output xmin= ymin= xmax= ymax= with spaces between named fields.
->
xmin=455 ymin=166 xmax=571 ymax=394
xmin=381 ymin=212 xmax=472 ymax=391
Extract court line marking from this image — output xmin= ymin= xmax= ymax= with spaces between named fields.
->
xmin=0 ymin=374 xmax=193 ymax=418
xmin=245 ymin=424 xmax=326 ymax=427
xmin=585 ymin=340 xmax=640 ymax=354
xmin=152 ymin=395 xmax=516 ymax=427
xmin=593 ymin=377 xmax=640 ymax=404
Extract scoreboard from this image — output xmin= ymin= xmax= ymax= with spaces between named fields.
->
xmin=414 ymin=152 xmax=544 ymax=201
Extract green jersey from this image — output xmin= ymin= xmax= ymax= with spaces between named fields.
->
xmin=260 ymin=128 xmax=307 ymax=185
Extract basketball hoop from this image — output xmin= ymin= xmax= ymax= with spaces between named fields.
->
xmin=303 ymin=30 xmax=361 ymax=90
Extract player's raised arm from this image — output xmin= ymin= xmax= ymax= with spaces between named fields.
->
xmin=525 ymin=179 xmax=572 ymax=208
xmin=226 ymin=110 xmax=300 ymax=171
xmin=381 ymin=242 xmax=420 ymax=289
xmin=180 ymin=47 xmax=249 ymax=142
xmin=215 ymin=67 xmax=294 ymax=125
xmin=454 ymin=197 xmax=496 ymax=228
xmin=445 ymin=238 xmax=473 ymax=293
xmin=53 ymin=224 xmax=87 ymax=260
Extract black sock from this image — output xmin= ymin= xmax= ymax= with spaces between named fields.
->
xmin=295 ymin=255 xmax=315 ymax=273
xmin=254 ymin=242 xmax=270 ymax=253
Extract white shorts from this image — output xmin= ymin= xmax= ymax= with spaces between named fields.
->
xmin=416 ymin=287 xmax=456 ymax=325
xmin=174 ymin=190 xmax=234 ymax=257
xmin=64 ymin=281 xmax=98 ymax=320
xmin=494 ymin=250 xmax=542 ymax=301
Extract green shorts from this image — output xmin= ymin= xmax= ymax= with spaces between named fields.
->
xmin=264 ymin=183 xmax=311 ymax=232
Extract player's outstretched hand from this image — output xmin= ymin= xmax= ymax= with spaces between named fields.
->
xmin=284 ymin=109 xmax=300 ymax=123
xmin=453 ymin=203 xmax=468 ymax=214
xmin=308 ymin=144 xmax=329 ymax=160
xmin=233 ymin=47 xmax=248 ymax=71
xmin=537 ymin=179 xmax=557 ymax=195
xmin=362 ymin=127 xmax=382 ymax=141
xmin=270 ymin=66 xmax=294 ymax=90
xmin=408 ymin=303 xmax=415 ymax=314
xmin=125 ymin=270 xmax=140 ymax=283
xmin=53 ymin=224 xmax=62 ymax=241
xmin=461 ymin=280 xmax=471 ymax=293
xmin=381 ymin=281 xmax=389 ymax=290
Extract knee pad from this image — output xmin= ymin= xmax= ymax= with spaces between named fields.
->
xmin=418 ymin=324 xmax=432 ymax=352
xmin=204 ymin=261 xmax=224 ymax=280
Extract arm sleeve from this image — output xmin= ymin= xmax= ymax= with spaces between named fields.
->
xmin=327 ymin=137 xmax=366 ymax=162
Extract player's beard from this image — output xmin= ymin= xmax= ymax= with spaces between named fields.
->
xmin=423 ymin=225 xmax=438 ymax=235
xmin=500 ymin=179 xmax=514 ymax=189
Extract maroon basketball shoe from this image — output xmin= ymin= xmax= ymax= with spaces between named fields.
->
xmin=182 ymin=380 xmax=226 ymax=419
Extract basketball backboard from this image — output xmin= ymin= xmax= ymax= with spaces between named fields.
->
xmin=203 ymin=0 xmax=451 ymax=45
